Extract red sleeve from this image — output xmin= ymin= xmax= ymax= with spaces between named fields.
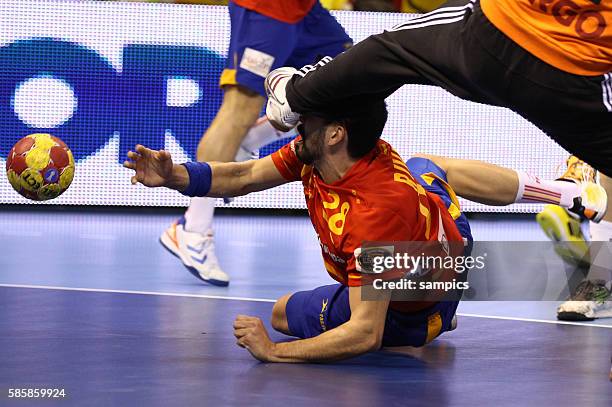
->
xmin=270 ymin=137 xmax=305 ymax=182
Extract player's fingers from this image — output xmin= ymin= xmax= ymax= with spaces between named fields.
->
xmin=233 ymin=319 xmax=248 ymax=329
xmin=237 ymin=336 xmax=249 ymax=348
xmin=127 ymin=151 xmax=141 ymax=161
xmin=130 ymin=175 xmax=138 ymax=185
xmin=135 ymin=144 xmax=153 ymax=157
xmin=158 ymin=150 xmax=171 ymax=161
xmin=234 ymin=321 xmax=254 ymax=330
xmin=123 ymin=160 xmax=136 ymax=170
xmin=234 ymin=317 xmax=256 ymax=328
xmin=236 ymin=340 xmax=246 ymax=348
xmin=233 ymin=328 xmax=249 ymax=339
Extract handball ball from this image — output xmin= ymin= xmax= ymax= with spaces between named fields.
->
xmin=6 ymin=134 xmax=75 ymax=201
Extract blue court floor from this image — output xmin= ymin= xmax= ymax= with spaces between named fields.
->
xmin=0 ymin=208 xmax=611 ymax=406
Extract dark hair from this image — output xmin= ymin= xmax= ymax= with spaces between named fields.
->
xmin=329 ymin=100 xmax=388 ymax=158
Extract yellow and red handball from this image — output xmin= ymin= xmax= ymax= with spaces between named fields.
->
xmin=6 ymin=134 xmax=75 ymax=201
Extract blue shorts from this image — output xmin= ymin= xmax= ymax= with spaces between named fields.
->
xmin=405 ymin=157 xmax=473 ymax=243
xmin=285 ymin=158 xmax=472 ymax=347
xmin=286 ymin=284 xmax=460 ymax=347
xmin=220 ymin=1 xmax=352 ymax=96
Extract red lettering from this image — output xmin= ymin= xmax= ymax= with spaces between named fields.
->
xmin=552 ymin=0 xmax=580 ymax=26
xmin=575 ymin=10 xmax=606 ymax=39
xmin=539 ymin=0 xmax=556 ymax=13
xmin=534 ymin=0 xmax=606 ymax=40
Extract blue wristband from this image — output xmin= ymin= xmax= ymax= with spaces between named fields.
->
xmin=181 ymin=162 xmax=212 ymax=197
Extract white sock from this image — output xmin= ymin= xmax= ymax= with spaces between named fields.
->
xmin=240 ymin=116 xmax=298 ymax=152
xmin=514 ymin=171 xmax=580 ymax=207
xmin=184 ymin=197 xmax=215 ymax=234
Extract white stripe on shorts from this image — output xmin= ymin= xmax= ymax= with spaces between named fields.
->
xmin=390 ymin=0 xmax=476 ymax=32
xmin=603 ymin=73 xmax=612 ymax=112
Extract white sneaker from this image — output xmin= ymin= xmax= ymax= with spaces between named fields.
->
xmin=557 ymin=300 xmax=612 ymax=320
xmin=264 ymin=67 xmax=300 ymax=132
xmin=557 ymin=280 xmax=612 ymax=320
xmin=568 ymin=182 xmax=608 ymax=223
xmin=160 ymin=217 xmax=230 ymax=286
xmin=556 ymin=156 xmax=607 ymax=223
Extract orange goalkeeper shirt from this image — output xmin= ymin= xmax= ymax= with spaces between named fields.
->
xmin=272 ymin=138 xmax=465 ymax=312
xmin=481 ymin=0 xmax=611 ymax=76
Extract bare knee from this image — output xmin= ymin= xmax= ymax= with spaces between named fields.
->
xmin=271 ymin=294 xmax=292 ymax=335
xmin=195 ymin=85 xmax=264 ymax=162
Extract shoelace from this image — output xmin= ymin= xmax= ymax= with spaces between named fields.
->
xmin=188 ymin=232 xmax=221 ymax=268
xmin=592 ymin=285 xmax=611 ymax=305
xmin=557 ymin=158 xmax=596 ymax=183
xmin=572 ymin=280 xmax=611 ymax=304
xmin=572 ymin=281 xmax=592 ymax=300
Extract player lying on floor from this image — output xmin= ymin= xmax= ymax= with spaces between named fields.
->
xmin=124 ymin=101 xmax=606 ymax=362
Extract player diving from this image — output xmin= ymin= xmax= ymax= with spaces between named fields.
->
xmin=124 ymin=99 xmax=605 ymax=362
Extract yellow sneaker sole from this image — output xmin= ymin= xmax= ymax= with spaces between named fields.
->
xmin=536 ymin=204 xmax=590 ymax=268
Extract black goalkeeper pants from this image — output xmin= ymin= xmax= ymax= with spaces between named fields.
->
xmin=286 ymin=0 xmax=612 ymax=176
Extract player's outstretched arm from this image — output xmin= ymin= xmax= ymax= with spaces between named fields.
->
xmin=233 ymin=285 xmax=390 ymax=363
xmin=207 ymin=155 xmax=288 ymax=197
xmin=124 ymin=144 xmax=288 ymax=197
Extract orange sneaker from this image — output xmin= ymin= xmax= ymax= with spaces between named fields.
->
xmin=558 ymin=156 xmax=596 ymax=184
xmin=556 ymin=156 xmax=607 ymax=223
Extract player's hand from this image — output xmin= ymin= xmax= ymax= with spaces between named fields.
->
xmin=233 ymin=315 xmax=276 ymax=362
xmin=124 ymin=144 xmax=174 ymax=188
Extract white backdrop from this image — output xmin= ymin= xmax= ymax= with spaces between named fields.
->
xmin=0 ymin=0 xmax=568 ymax=211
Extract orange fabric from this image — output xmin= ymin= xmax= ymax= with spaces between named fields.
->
xmin=232 ymin=0 xmax=316 ymax=24
xmin=271 ymin=138 xmax=465 ymax=312
xmin=481 ymin=0 xmax=612 ymax=76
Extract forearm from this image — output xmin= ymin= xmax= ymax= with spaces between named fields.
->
xmin=269 ymin=320 xmax=380 ymax=363
xmin=208 ymin=161 xmax=259 ymax=197
xmin=171 ymin=156 xmax=285 ymax=198
xmin=162 ymin=161 xmax=254 ymax=197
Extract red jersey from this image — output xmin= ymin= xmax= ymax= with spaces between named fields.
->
xmin=271 ymin=138 xmax=465 ymax=312
xmin=232 ymin=0 xmax=316 ymax=24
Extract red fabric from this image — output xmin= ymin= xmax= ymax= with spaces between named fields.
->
xmin=272 ymin=138 xmax=465 ymax=311
xmin=232 ymin=0 xmax=316 ymax=24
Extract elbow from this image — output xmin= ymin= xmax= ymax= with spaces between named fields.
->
xmin=355 ymin=326 xmax=383 ymax=352
xmin=368 ymin=332 xmax=383 ymax=352
xmin=346 ymin=319 xmax=385 ymax=354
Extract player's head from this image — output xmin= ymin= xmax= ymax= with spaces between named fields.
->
xmin=296 ymin=101 xmax=388 ymax=165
